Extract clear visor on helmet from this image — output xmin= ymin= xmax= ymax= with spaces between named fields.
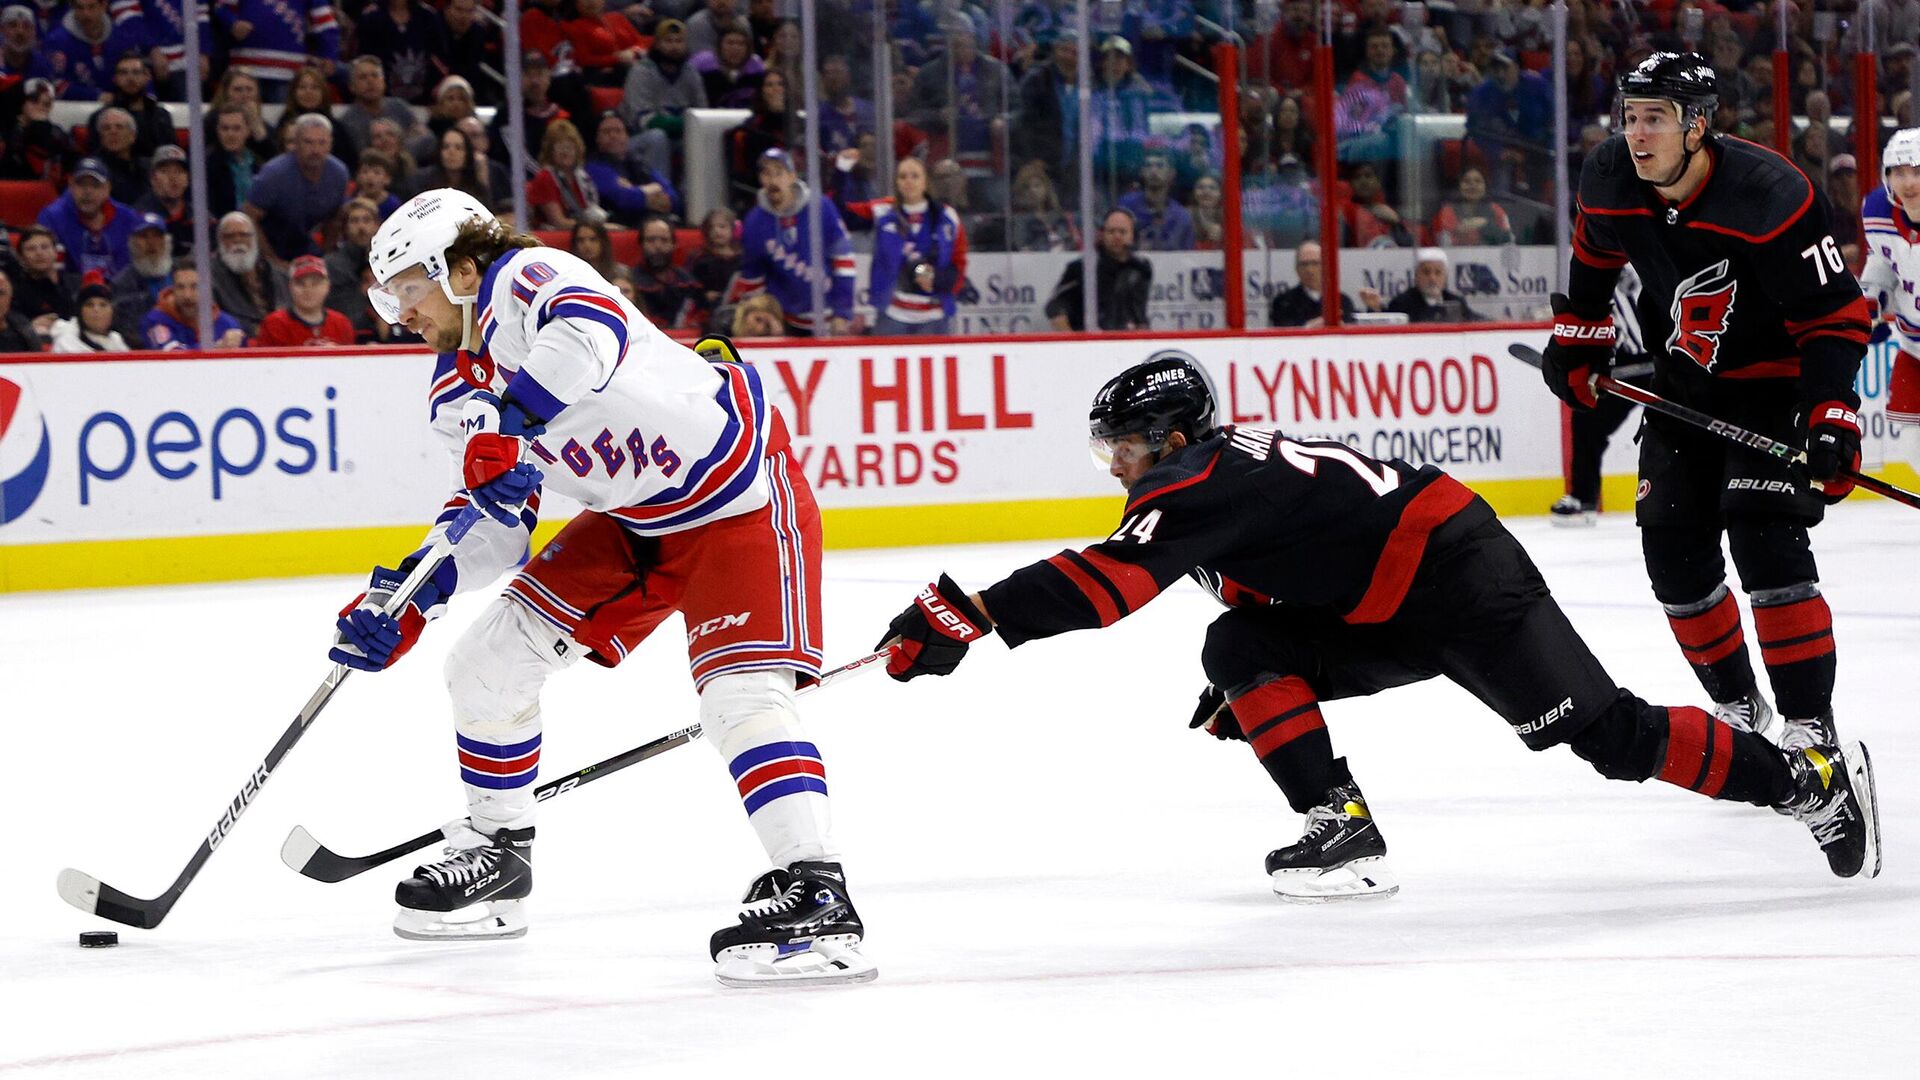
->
xmin=1088 ymin=431 xmax=1165 ymax=470
xmin=367 ymin=273 xmax=440 ymax=326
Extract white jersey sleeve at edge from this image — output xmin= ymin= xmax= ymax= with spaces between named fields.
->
xmin=419 ymin=377 xmax=540 ymax=598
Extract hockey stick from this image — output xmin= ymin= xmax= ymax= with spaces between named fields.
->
xmin=278 ymin=646 xmax=898 ymax=883
xmin=56 ymin=508 xmax=486 ymax=929
xmin=1508 ymin=344 xmax=1920 ymax=510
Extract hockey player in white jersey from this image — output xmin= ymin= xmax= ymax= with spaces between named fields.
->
xmin=1861 ymin=127 xmax=1920 ymax=428
xmin=332 ymin=189 xmax=874 ymax=986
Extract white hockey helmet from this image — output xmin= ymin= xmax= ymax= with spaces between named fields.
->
xmin=1884 ymin=127 xmax=1920 ymax=185
xmin=367 ymin=188 xmax=495 ymax=325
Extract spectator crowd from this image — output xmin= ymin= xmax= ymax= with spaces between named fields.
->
xmin=0 ymin=0 xmax=1912 ymax=347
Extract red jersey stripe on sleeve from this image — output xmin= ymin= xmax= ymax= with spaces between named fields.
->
xmin=1343 ymin=476 xmax=1478 ymax=624
xmin=1044 ymin=553 xmax=1122 ymax=626
xmin=1078 ymin=547 xmax=1163 ymax=613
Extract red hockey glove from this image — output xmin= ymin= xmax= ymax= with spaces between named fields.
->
xmin=1802 ymin=400 xmax=1862 ymax=503
xmin=877 ymin=574 xmax=991 ymax=682
xmin=1188 ymin=684 xmax=1245 ymax=741
xmin=1541 ymin=292 xmax=1614 ymax=410
xmin=460 ymin=392 xmax=546 ymax=526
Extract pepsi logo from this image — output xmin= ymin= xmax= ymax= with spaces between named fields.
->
xmin=0 ymin=376 xmax=52 ymax=526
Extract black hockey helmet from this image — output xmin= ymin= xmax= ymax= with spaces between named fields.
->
xmin=1088 ymin=350 xmax=1218 ymax=465
xmin=1616 ymin=51 xmax=1719 ymax=132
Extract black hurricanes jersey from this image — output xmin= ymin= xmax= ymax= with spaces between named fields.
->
xmin=981 ymin=427 xmax=1494 ymax=647
xmin=1570 ymin=135 xmax=1870 ymax=408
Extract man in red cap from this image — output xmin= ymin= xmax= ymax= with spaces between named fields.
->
xmin=253 ymin=255 xmax=355 ymax=348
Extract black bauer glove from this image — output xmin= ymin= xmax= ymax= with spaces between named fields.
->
xmin=1188 ymin=685 xmax=1244 ymax=741
xmin=877 ymin=574 xmax=991 ymax=682
xmin=1802 ymin=400 xmax=1862 ymax=503
xmin=1541 ymin=292 xmax=1614 ymax=410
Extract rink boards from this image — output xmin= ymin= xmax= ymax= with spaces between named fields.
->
xmin=0 ymin=329 xmax=1911 ymax=591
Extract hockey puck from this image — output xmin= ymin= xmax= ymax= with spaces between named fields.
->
xmin=78 ymin=931 xmax=119 ymax=948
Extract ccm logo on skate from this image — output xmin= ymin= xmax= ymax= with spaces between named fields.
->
xmin=688 ymin=611 xmax=752 ymax=643
xmin=917 ymin=590 xmax=977 ymax=638
xmin=1727 ymin=478 xmax=1797 ymax=494
xmin=464 ymin=871 xmax=501 ymax=898
xmin=1518 ymin=697 xmax=1575 ymax=735
xmin=207 ymin=764 xmax=273 ymax=850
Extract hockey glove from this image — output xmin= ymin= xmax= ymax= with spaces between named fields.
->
xmin=461 ymin=391 xmax=546 ymax=526
xmin=1541 ymin=292 xmax=1614 ymax=410
xmin=329 ymin=558 xmax=456 ymax=671
xmin=1188 ymin=684 xmax=1244 ymax=741
xmin=877 ymin=574 xmax=991 ymax=682
xmin=1802 ymin=400 xmax=1862 ymax=503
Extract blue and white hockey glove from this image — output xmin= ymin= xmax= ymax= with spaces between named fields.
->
xmin=461 ymin=391 xmax=546 ymax=527
xmin=329 ymin=558 xmax=456 ymax=671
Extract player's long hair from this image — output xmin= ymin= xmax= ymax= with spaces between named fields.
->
xmin=444 ymin=216 xmax=545 ymax=280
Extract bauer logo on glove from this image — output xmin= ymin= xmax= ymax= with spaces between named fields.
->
xmin=878 ymin=574 xmax=991 ymax=681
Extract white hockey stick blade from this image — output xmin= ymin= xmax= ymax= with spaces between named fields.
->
xmin=56 ymin=868 xmax=102 ymax=914
xmin=279 ymin=827 xmax=322 ymax=874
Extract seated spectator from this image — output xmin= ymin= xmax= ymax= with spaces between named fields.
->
xmin=906 ymin=19 xmax=1007 ymax=179
xmin=1338 ymin=162 xmax=1412 ymax=248
xmin=1268 ymin=240 xmax=1362 ymax=328
xmin=452 ymin=116 xmax=514 ymax=203
xmin=867 ymin=155 xmax=968 ymax=336
xmin=726 ymin=69 xmax=794 ymax=213
xmin=1242 ymin=153 xmax=1319 ymax=248
xmin=352 ymin=151 xmax=403 ymax=218
xmin=1117 ymin=151 xmax=1195 ymax=251
xmin=355 ymin=0 xmax=450 ymax=105
xmin=213 ymin=212 xmax=289 ymax=337
xmin=607 ymin=263 xmax=638 ymax=306
xmin=685 ymin=0 xmax=739 ymax=57
xmin=565 ymin=0 xmax=646 ymax=85
xmin=730 ymin=292 xmax=785 ymax=338
xmin=49 ymin=273 xmax=129 ymax=352
xmin=620 ymin=16 xmax=704 ymax=179
xmin=973 ymin=159 xmax=1078 ymax=252
xmin=215 ymin=0 xmax=341 ymax=106
xmin=410 ymin=127 xmax=503 ymax=211
xmin=1563 ymin=36 xmax=1610 ymax=126
xmin=144 ymin=259 xmax=247 ymax=350
xmin=89 ymin=52 xmax=175 ymax=157
xmin=694 ymin=22 xmax=764 ymax=109
xmin=1335 ymin=26 xmax=1408 ymax=163
xmin=1409 ymin=48 xmax=1452 ymax=115
xmin=44 ymin=0 xmax=142 ymax=102
xmin=0 ymin=8 xmax=52 ymax=87
xmin=244 ymin=114 xmax=351 ymax=263
xmin=1088 ymin=36 xmax=1156 ymax=203
xmin=272 ymin=67 xmax=337 ymax=152
xmin=135 ymin=146 xmax=193 ymax=255
xmin=420 ymin=76 xmax=481 ymax=159
xmin=1011 ymin=29 xmax=1079 ymax=198
xmin=0 ymin=77 xmax=68 ymax=183
xmin=1263 ymin=0 xmax=1316 ymax=91
xmin=1465 ymin=52 xmax=1551 ymax=198
xmin=1828 ymin=154 xmax=1863 ymax=271
xmin=1430 ymin=167 xmax=1514 ymax=247
xmin=1190 ymin=174 xmax=1224 ymax=250
xmin=253 ymin=255 xmax=355 ymax=347
xmin=325 ymin=197 xmax=382 ymax=341
xmin=762 ymin=18 xmax=803 ymax=101
xmin=206 ymin=105 xmax=262 ymax=219
xmin=443 ymin=0 xmax=503 ymax=107
xmin=1045 ymin=208 xmax=1152 ymax=332
xmin=7 ymin=225 xmax=77 ymax=334
xmin=0 ymin=272 xmax=39 ymax=351
xmin=489 ymin=51 xmax=571 ymax=170
xmin=687 ymin=206 xmax=740 ymax=315
xmin=817 ymin=53 xmax=873 ymax=161
xmin=110 ymin=213 xmax=172 ymax=343
xmin=1378 ymin=248 xmax=1482 ymax=323
xmin=36 ymin=160 xmax=140 ymax=277
xmin=585 ymin=110 xmax=680 ymax=228
xmin=368 ymin=117 xmax=420 ymax=193
xmin=205 ymin=69 xmax=278 ymax=163
xmin=1173 ymin=123 xmax=1220 ymax=199
xmin=824 ymin=133 xmax=884 ymax=226
xmin=725 ymin=147 xmax=854 ymax=336
xmin=338 ymin=56 xmax=426 ymax=168
xmin=569 ymin=218 xmax=618 ymax=280
xmin=91 ymin=108 xmax=146 ymax=206
xmin=526 ymin=119 xmax=605 ymax=228
xmin=631 ymin=215 xmax=703 ymax=329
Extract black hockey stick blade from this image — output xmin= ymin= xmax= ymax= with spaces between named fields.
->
xmin=1506 ymin=344 xmax=1920 ymax=510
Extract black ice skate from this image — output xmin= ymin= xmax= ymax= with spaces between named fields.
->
xmin=1548 ymin=495 xmax=1598 ymax=527
xmin=710 ymin=861 xmax=876 ymax=987
xmin=1265 ymin=783 xmax=1399 ymax=903
xmin=1713 ymin=691 xmax=1783 ymax=744
xmin=392 ymin=824 xmax=533 ymax=940
xmin=1779 ymin=709 xmax=1838 ymax=753
xmin=1776 ymin=743 xmax=1881 ymax=879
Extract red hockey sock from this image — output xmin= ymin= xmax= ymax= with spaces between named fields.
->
xmin=1230 ymin=676 xmax=1351 ymax=813
xmin=1656 ymin=706 xmax=1791 ymax=805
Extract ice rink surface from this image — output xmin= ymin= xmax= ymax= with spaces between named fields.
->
xmin=3 ymin=502 xmax=1916 ymax=1078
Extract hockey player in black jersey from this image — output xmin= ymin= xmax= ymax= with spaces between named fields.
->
xmin=1543 ymin=53 xmax=1873 ymax=753
xmin=878 ymin=353 xmax=1880 ymax=900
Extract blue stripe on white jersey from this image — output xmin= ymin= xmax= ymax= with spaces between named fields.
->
xmin=608 ymin=361 xmax=769 ymax=533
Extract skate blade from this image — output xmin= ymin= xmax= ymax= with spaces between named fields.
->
xmin=714 ymin=935 xmax=877 ymax=988
xmin=393 ymin=898 xmax=529 ymax=941
xmin=1846 ymin=742 xmax=1882 ymax=880
xmin=1548 ymin=513 xmax=1597 ymax=528
xmin=1271 ymin=857 xmax=1400 ymax=904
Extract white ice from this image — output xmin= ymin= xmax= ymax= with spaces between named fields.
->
xmin=3 ymin=504 xmax=1917 ymax=1078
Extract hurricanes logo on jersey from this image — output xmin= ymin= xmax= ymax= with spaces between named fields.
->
xmin=1667 ymin=260 xmax=1739 ymax=372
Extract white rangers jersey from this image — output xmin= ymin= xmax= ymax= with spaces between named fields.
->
xmin=415 ymin=246 xmax=776 ymax=596
xmin=1861 ymin=185 xmax=1919 ymax=355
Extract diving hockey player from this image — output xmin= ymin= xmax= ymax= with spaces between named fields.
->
xmin=1543 ymin=53 xmax=1872 ymax=752
xmin=877 ymin=353 xmax=1878 ymax=902
xmin=333 ymin=189 xmax=873 ymax=986
xmin=1861 ymin=127 xmax=1920 ymax=429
